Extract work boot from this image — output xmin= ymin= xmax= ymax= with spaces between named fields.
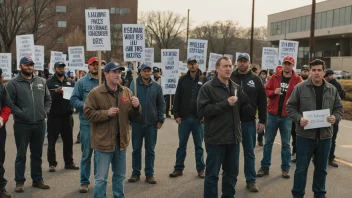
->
xmin=128 ymin=175 xmax=140 ymax=183
xmin=0 ymin=188 xmax=11 ymax=198
xmin=65 ymin=164 xmax=79 ymax=170
xmin=14 ymin=184 xmax=24 ymax=193
xmin=329 ymin=160 xmax=339 ymax=167
xmin=79 ymin=184 xmax=89 ymax=193
xmin=32 ymin=181 xmax=50 ymax=189
xmin=282 ymin=170 xmax=290 ymax=179
xmin=198 ymin=170 xmax=205 ymax=178
xmin=49 ymin=166 xmax=56 ymax=172
xmin=146 ymin=176 xmax=157 ymax=184
xmin=256 ymin=169 xmax=269 ymax=177
xmin=258 ymin=141 xmax=263 ymax=146
xmin=169 ymin=169 xmax=183 ymax=177
xmin=246 ymin=183 xmax=259 ymax=192
xmin=291 ymin=154 xmax=297 ymax=163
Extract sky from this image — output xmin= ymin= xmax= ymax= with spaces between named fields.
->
xmin=139 ymin=0 xmax=326 ymax=27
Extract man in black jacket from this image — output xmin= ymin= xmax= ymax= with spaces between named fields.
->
xmin=324 ymin=69 xmax=345 ymax=167
xmin=198 ymin=56 xmax=253 ymax=198
xmin=230 ymin=53 xmax=266 ymax=192
xmin=46 ymin=62 xmax=79 ymax=172
xmin=169 ymin=57 xmax=205 ymax=178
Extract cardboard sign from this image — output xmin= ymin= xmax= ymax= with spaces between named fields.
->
xmin=161 ymin=49 xmax=179 ymax=77
xmin=144 ymin=48 xmax=154 ymax=66
xmin=85 ymin=9 xmax=111 ymax=51
xmin=278 ymin=40 xmax=299 ymax=70
xmin=262 ymin=47 xmax=279 ymax=70
xmin=50 ymin=51 xmax=64 ymax=70
xmin=16 ymin=34 xmax=35 ymax=68
xmin=187 ymin=39 xmax=208 ymax=72
xmin=34 ymin=45 xmax=44 ymax=71
xmin=178 ymin=61 xmax=187 ymax=75
xmin=122 ymin=24 xmax=145 ymax=61
xmin=68 ymin=46 xmax=85 ymax=69
xmin=303 ymin=109 xmax=331 ymax=130
xmin=162 ymin=76 xmax=178 ymax=95
xmin=208 ymin=53 xmax=223 ymax=72
xmin=0 ymin=53 xmax=12 ymax=80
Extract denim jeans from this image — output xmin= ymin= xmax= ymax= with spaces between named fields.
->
xmin=261 ymin=113 xmax=291 ymax=172
xmin=292 ymin=136 xmax=332 ymax=198
xmin=80 ymin=124 xmax=94 ymax=185
xmin=131 ymin=123 xmax=157 ymax=176
xmin=204 ymin=143 xmax=240 ymax=198
xmin=329 ymin=122 xmax=339 ymax=160
xmin=94 ymin=144 xmax=126 ymax=198
xmin=241 ymin=121 xmax=257 ymax=185
xmin=174 ymin=116 xmax=205 ymax=171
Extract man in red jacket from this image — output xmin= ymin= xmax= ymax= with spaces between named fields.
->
xmin=257 ymin=56 xmax=302 ymax=179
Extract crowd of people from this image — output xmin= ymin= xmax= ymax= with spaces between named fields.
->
xmin=0 ymin=53 xmax=345 ymax=198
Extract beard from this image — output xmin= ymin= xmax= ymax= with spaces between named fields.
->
xmin=56 ymin=72 xmax=65 ymax=77
xmin=21 ymin=70 xmax=33 ymax=76
xmin=91 ymin=71 xmax=98 ymax=75
xmin=301 ymin=75 xmax=309 ymax=80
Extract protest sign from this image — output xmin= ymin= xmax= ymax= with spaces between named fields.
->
xmin=303 ymin=109 xmax=331 ymax=130
xmin=161 ymin=49 xmax=179 ymax=77
xmin=144 ymin=48 xmax=154 ymax=66
xmin=278 ymin=40 xmax=299 ymax=70
xmin=34 ymin=45 xmax=44 ymax=71
xmin=16 ymin=34 xmax=35 ymax=68
xmin=0 ymin=53 xmax=12 ymax=80
xmin=208 ymin=53 xmax=223 ymax=72
xmin=50 ymin=51 xmax=64 ymax=70
xmin=261 ymin=47 xmax=279 ymax=70
xmin=68 ymin=46 xmax=85 ymax=70
xmin=85 ymin=9 xmax=111 ymax=51
xmin=187 ymin=39 xmax=208 ymax=71
xmin=122 ymin=24 xmax=145 ymax=61
xmin=178 ymin=61 xmax=187 ymax=75
xmin=162 ymin=76 xmax=178 ymax=95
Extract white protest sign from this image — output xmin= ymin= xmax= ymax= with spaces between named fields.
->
xmin=208 ymin=53 xmax=223 ymax=72
xmin=187 ymin=39 xmax=208 ymax=72
xmin=50 ymin=51 xmax=64 ymax=70
xmin=162 ymin=76 xmax=178 ymax=95
xmin=262 ymin=47 xmax=279 ymax=70
xmin=62 ymin=87 xmax=74 ymax=100
xmin=144 ymin=48 xmax=154 ymax=66
xmin=303 ymin=109 xmax=331 ymax=130
xmin=278 ymin=40 xmax=299 ymax=70
xmin=0 ymin=53 xmax=12 ymax=80
xmin=68 ymin=46 xmax=85 ymax=69
xmin=16 ymin=34 xmax=35 ymax=68
xmin=224 ymin=54 xmax=233 ymax=61
xmin=178 ymin=61 xmax=187 ymax=75
xmin=122 ymin=24 xmax=145 ymax=61
xmin=34 ymin=45 xmax=44 ymax=71
xmin=235 ymin=52 xmax=246 ymax=65
xmin=85 ymin=9 xmax=111 ymax=51
xmin=161 ymin=49 xmax=179 ymax=77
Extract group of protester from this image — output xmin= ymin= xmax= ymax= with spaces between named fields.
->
xmin=0 ymin=52 xmax=345 ymax=198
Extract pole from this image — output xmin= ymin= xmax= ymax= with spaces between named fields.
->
xmin=309 ymin=0 xmax=316 ymax=62
xmin=186 ymin=9 xmax=190 ymax=59
xmin=132 ymin=61 xmax=137 ymax=96
xmin=250 ymin=0 xmax=255 ymax=60
xmin=97 ymin=51 xmax=102 ymax=84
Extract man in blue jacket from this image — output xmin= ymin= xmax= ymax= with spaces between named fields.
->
xmin=128 ymin=63 xmax=165 ymax=184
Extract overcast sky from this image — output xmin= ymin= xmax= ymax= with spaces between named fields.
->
xmin=139 ymin=0 xmax=326 ymax=27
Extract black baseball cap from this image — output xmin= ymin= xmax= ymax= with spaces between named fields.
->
xmin=20 ymin=56 xmax=35 ymax=65
xmin=153 ymin=67 xmax=160 ymax=73
xmin=54 ymin=62 xmax=66 ymax=68
xmin=324 ymin=70 xmax=334 ymax=77
xmin=104 ymin=62 xmax=125 ymax=73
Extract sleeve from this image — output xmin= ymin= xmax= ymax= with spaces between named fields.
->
xmin=336 ymin=82 xmax=345 ymax=99
xmin=129 ymin=80 xmax=135 ymax=95
xmin=197 ymin=85 xmax=230 ymax=118
xmin=0 ymin=87 xmax=12 ymax=124
xmin=286 ymin=86 xmax=302 ymax=124
xmin=70 ymin=81 xmax=85 ymax=111
xmin=257 ymin=79 xmax=267 ymax=124
xmin=332 ymin=88 xmax=344 ymax=122
xmin=172 ymin=79 xmax=182 ymax=119
xmin=156 ymin=86 xmax=166 ymax=123
xmin=43 ymin=80 xmax=52 ymax=114
xmin=128 ymin=89 xmax=142 ymax=121
xmin=265 ymin=77 xmax=277 ymax=99
xmin=83 ymin=91 xmax=110 ymax=122
xmin=5 ymin=81 xmax=24 ymax=116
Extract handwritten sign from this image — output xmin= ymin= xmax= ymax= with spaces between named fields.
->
xmin=16 ymin=34 xmax=35 ymax=68
xmin=187 ymin=39 xmax=208 ymax=72
xmin=144 ymin=48 xmax=154 ymax=66
xmin=34 ymin=45 xmax=44 ymax=71
xmin=161 ymin=49 xmax=179 ymax=77
xmin=278 ymin=40 xmax=299 ymax=70
xmin=262 ymin=47 xmax=278 ymax=70
xmin=122 ymin=24 xmax=145 ymax=61
xmin=0 ymin=53 xmax=12 ymax=80
xmin=85 ymin=9 xmax=111 ymax=51
xmin=208 ymin=53 xmax=223 ymax=72
xmin=50 ymin=51 xmax=64 ymax=70
xmin=178 ymin=61 xmax=187 ymax=75
xmin=162 ymin=76 xmax=178 ymax=95
xmin=68 ymin=46 xmax=85 ymax=69
xmin=303 ymin=109 xmax=331 ymax=130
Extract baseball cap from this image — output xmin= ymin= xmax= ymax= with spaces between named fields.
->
xmin=141 ymin=63 xmax=152 ymax=70
xmin=88 ymin=57 xmax=99 ymax=65
xmin=187 ymin=57 xmax=198 ymax=63
xmin=104 ymin=62 xmax=125 ymax=73
xmin=54 ymin=62 xmax=66 ymax=68
xmin=301 ymin=65 xmax=310 ymax=71
xmin=20 ymin=56 xmax=35 ymax=65
xmin=283 ymin=56 xmax=295 ymax=65
xmin=324 ymin=70 xmax=334 ymax=77
xmin=152 ymin=67 xmax=160 ymax=73
xmin=237 ymin=53 xmax=250 ymax=61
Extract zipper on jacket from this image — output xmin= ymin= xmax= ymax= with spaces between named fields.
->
xmin=30 ymin=81 xmax=36 ymax=122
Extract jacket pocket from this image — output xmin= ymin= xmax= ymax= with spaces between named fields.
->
xmin=95 ymin=130 xmax=110 ymax=147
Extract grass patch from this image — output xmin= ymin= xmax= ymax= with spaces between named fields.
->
xmin=342 ymin=101 xmax=352 ymax=121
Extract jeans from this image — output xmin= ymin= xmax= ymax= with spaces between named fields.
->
xmin=241 ymin=121 xmax=257 ymax=185
xmin=260 ymin=113 xmax=291 ymax=172
xmin=0 ymin=126 xmax=7 ymax=188
xmin=291 ymin=122 xmax=297 ymax=154
xmin=204 ymin=143 xmax=240 ymax=198
xmin=174 ymin=116 xmax=205 ymax=171
xmin=329 ymin=122 xmax=339 ymax=160
xmin=80 ymin=124 xmax=94 ymax=185
xmin=131 ymin=123 xmax=158 ymax=176
xmin=94 ymin=144 xmax=126 ymax=198
xmin=292 ymin=136 xmax=332 ymax=198
xmin=14 ymin=122 xmax=46 ymax=184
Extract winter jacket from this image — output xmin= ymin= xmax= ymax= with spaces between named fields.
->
xmin=6 ymin=73 xmax=51 ymax=124
xmin=0 ymin=84 xmax=12 ymax=124
xmin=231 ymin=69 xmax=267 ymax=124
xmin=328 ymin=79 xmax=345 ymax=100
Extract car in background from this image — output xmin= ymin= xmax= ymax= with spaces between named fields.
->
xmin=334 ymin=71 xmax=351 ymax=79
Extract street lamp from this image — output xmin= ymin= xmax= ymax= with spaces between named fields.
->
xmin=250 ymin=0 xmax=255 ymax=60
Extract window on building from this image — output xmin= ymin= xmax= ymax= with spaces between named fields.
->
xmin=0 ymin=0 xmax=3 ymax=4
xmin=333 ymin=8 xmax=340 ymax=27
xmin=119 ymin=8 xmax=130 ymax=15
xmin=316 ymin=12 xmax=322 ymax=29
xmin=301 ymin=16 xmax=306 ymax=31
xmin=87 ymin=7 xmax=96 ymax=10
xmin=58 ymin=21 xmax=67 ymax=27
xmin=110 ymin=7 xmax=116 ymax=14
xmin=316 ymin=51 xmax=323 ymax=58
xmin=56 ymin=6 xmax=66 ymax=13
xmin=345 ymin=6 xmax=352 ymax=26
xmin=339 ymin=7 xmax=346 ymax=26
xmin=296 ymin=17 xmax=301 ymax=32
xmin=306 ymin=15 xmax=311 ymax=31
xmin=111 ymin=24 xmax=122 ymax=29
xmin=289 ymin=19 xmax=293 ymax=33
xmin=285 ymin=20 xmax=289 ymax=34
xmin=57 ymin=37 xmax=64 ymax=43
xmin=321 ymin=11 xmax=327 ymax=29
xmin=270 ymin=23 xmax=275 ymax=36
xmin=38 ymin=23 xmax=47 ymax=29
xmin=277 ymin=21 xmax=282 ymax=35
xmin=327 ymin=10 xmax=333 ymax=28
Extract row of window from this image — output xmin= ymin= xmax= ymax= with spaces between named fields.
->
xmin=56 ymin=6 xmax=130 ymax=15
xmin=271 ymin=5 xmax=352 ymax=36
xmin=57 ymin=21 xmax=122 ymax=29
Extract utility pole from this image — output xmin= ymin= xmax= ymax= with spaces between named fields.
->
xmin=250 ymin=0 xmax=255 ymax=61
xmin=309 ymin=0 xmax=316 ymax=62
xmin=186 ymin=9 xmax=190 ymax=59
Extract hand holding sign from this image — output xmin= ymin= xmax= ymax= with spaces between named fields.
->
xmin=131 ymin=96 xmax=139 ymax=108
xmin=327 ymin=115 xmax=336 ymax=124
xmin=300 ymin=118 xmax=309 ymax=127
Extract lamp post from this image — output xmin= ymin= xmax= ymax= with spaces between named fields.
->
xmin=250 ymin=0 xmax=255 ymax=60
xmin=309 ymin=0 xmax=316 ymax=62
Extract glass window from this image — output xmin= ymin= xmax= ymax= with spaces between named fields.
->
xmin=282 ymin=21 xmax=286 ymax=35
xmin=277 ymin=21 xmax=282 ymax=35
xmin=297 ymin=17 xmax=301 ymax=32
xmin=270 ymin=23 xmax=274 ymax=36
xmin=301 ymin=16 xmax=306 ymax=31
xmin=289 ymin=19 xmax=293 ymax=33
xmin=321 ymin=11 xmax=327 ymax=29
xmin=333 ymin=9 xmax=340 ymax=27
xmin=316 ymin=51 xmax=323 ymax=58
xmin=57 ymin=21 xmax=67 ymax=27
xmin=56 ymin=6 xmax=66 ymax=13
xmin=306 ymin=15 xmax=311 ymax=31
xmin=327 ymin=10 xmax=333 ymax=28
xmin=298 ymin=51 xmax=304 ymax=58
xmin=110 ymin=8 xmax=116 ymax=14
xmin=57 ymin=37 xmax=64 ymax=43
xmin=87 ymin=7 xmax=96 ymax=10
xmin=339 ymin=7 xmax=346 ymax=26
xmin=120 ymin=8 xmax=130 ymax=15
xmin=285 ymin=20 xmax=289 ymax=34
xmin=316 ymin=12 xmax=322 ymax=29
xmin=345 ymin=6 xmax=352 ymax=25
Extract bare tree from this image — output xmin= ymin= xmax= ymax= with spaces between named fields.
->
xmin=239 ymin=26 xmax=267 ymax=40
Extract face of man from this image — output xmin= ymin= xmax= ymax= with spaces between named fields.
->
xmin=301 ymin=70 xmax=309 ymax=80
xmin=216 ymin=59 xmax=233 ymax=80
xmin=310 ymin=65 xmax=325 ymax=84
xmin=105 ymin=69 xmax=122 ymax=85
xmin=153 ymin=71 xmax=161 ymax=78
xmin=325 ymin=74 xmax=334 ymax=82
xmin=237 ymin=58 xmax=250 ymax=73
xmin=260 ymin=72 xmax=267 ymax=79
xmin=187 ymin=61 xmax=199 ymax=72
xmin=89 ymin=61 xmax=99 ymax=75
xmin=141 ymin=68 xmax=152 ymax=81
xmin=20 ymin=63 xmax=34 ymax=76
xmin=54 ymin=66 xmax=65 ymax=77
xmin=282 ymin=61 xmax=294 ymax=74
